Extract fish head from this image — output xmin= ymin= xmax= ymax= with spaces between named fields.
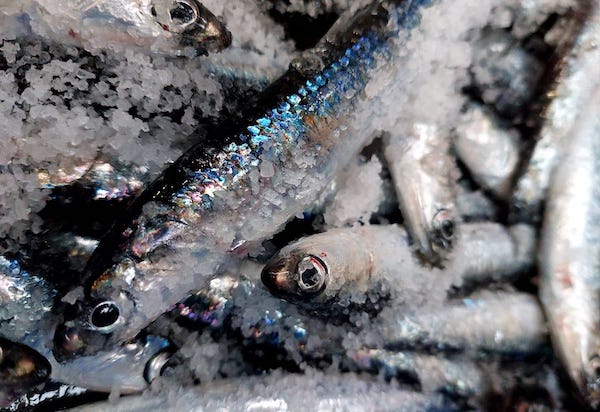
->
xmin=0 ymin=338 xmax=51 ymax=407
xmin=261 ymin=252 xmax=329 ymax=302
xmin=150 ymin=0 xmax=232 ymax=55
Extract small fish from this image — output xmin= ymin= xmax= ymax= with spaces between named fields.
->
xmin=454 ymin=105 xmax=520 ymax=200
xmin=0 ymin=0 xmax=231 ymax=56
xmin=262 ymin=223 xmax=535 ymax=309
xmin=539 ymin=85 xmax=600 ymax=407
xmin=512 ymin=1 xmax=600 ymax=220
xmin=0 ymin=338 xmax=51 ymax=408
xmin=55 ymin=0 xmax=439 ymax=360
xmin=384 ymin=123 xmax=459 ymax=265
xmin=378 ymin=292 xmax=547 ymax=355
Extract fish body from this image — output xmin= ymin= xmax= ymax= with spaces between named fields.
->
xmin=539 ymin=86 xmax=600 ymax=406
xmin=0 ymin=0 xmax=231 ymax=55
xmin=384 ymin=123 xmax=458 ymax=265
xmin=262 ymin=223 xmax=535 ymax=309
xmin=512 ymin=1 xmax=600 ymax=220
xmin=56 ymin=0 xmax=438 ymax=359
xmin=0 ymin=338 xmax=51 ymax=408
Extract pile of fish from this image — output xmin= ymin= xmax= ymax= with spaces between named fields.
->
xmin=0 ymin=0 xmax=599 ymax=410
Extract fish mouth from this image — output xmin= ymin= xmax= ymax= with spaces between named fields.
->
xmin=0 ymin=338 xmax=51 ymax=391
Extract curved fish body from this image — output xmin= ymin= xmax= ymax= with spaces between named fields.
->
xmin=384 ymin=124 xmax=458 ymax=265
xmin=75 ymin=372 xmax=451 ymax=412
xmin=512 ymin=1 xmax=600 ymax=220
xmin=454 ymin=105 xmax=520 ymax=200
xmin=378 ymin=292 xmax=547 ymax=355
xmin=262 ymin=223 xmax=535 ymax=309
xmin=539 ymin=86 xmax=600 ymax=407
xmin=0 ymin=0 xmax=231 ymax=56
xmin=56 ymin=0 xmax=440 ymax=359
xmin=0 ymin=338 xmax=52 ymax=408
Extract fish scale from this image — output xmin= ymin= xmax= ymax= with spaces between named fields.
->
xmin=56 ymin=0 xmax=437 ymax=360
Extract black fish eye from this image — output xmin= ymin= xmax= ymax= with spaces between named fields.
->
xmin=440 ymin=219 xmax=455 ymax=239
xmin=90 ymin=301 xmax=120 ymax=331
xmin=296 ymin=255 xmax=327 ymax=293
xmin=170 ymin=1 xmax=198 ymax=26
xmin=432 ymin=209 xmax=455 ymax=240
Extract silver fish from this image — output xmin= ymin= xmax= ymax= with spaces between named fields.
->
xmin=73 ymin=372 xmax=450 ymax=412
xmin=384 ymin=123 xmax=459 ymax=265
xmin=539 ymin=85 xmax=600 ymax=407
xmin=262 ymin=223 xmax=535 ymax=308
xmin=453 ymin=105 xmax=520 ymax=200
xmin=0 ymin=0 xmax=231 ymax=56
xmin=377 ymin=292 xmax=547 ymax=355
xmin=0 ymin=338 xmax=51 ymax=408
xmin=512 ymin=1 xmax=600 ymax=220
xmin=55 ymin=0 xmax=440 ymax=359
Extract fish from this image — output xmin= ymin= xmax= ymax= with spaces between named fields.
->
xmin=0 ymin=338 xmax=51 ymax=408
xmin=538 ymin=85 xmax=600 ymax=407
xmin=453 ymin=105 xmax=520 ymax=200
xmin=261 ymin=223 xmax=535 ymax=309
xmin=55 ymin=0 xmax=440 ymax=359
xmin=74 ymin=372 xmax=452 ymax=412
xmin=511 ymin=1 xmax=600 ymax=221
xmin=383 ymin=123 xmax=459 ymax=265
xmin=378 ymin=292 xmax=547 ymax=355
xmin=0 ymin=0 xmax=232 ymax=56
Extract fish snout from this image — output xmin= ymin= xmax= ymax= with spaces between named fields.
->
xmin=261 ymin=258 xmax=298 ymax=297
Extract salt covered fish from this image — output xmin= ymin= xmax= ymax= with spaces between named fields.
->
xmin=384 ymin=124 xmax=458 ymax=265
xmin=378 ymin=292 xmax=547 ymax=355
xmin=55 ymin=0 xmax=440 ymax=359
xmin=0 ymin=0 xmax=231 ymax=56
xmin=539 ymin=86 xmax=600 ymax=407
xmin=454 ymin=105 xmax=520 ymax=200
xmin=262 ymin=223 xmax=535 ymax=309
xmin=512 ymin=1 xmax=600 ymax=220
xmin=0 ymin=338 xmax=51 ymax=408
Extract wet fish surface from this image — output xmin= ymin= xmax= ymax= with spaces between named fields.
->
xmin=539 ymin=85 xmax=600 ymax=407
xmin=0 ymin=0 xmax=232 ymax=55
xmin=55 ymin=0 xmax=440 ymax=360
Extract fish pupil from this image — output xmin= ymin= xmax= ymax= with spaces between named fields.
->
xmin=91 ymin=302 xmax=120 ymax=328
xmin=300 ymin=267 xmax=320 ymax=288
xmin=170 ymin=1 xmax=196 ymax=25
xmin=441 ymin=220 xmax=455 ymax=239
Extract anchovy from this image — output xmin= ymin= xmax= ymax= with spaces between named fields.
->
xmin=454 ymin=105 xmax=520 ymax=200
xmin=539 ymin=86 xmax=600 ymax=407
xmin=377 ymin=292 xmax=547 ymax=355
xmin=261 ymin=223 xmax=535 ymax=309
xmin=56 ymin=0 xmax=440 ymax=359
xmin=512 ymin=1 xmax=600 ymax=220
xmin=74 ymin=372 xmax=451 ymax=412
xmin=0 ymin=0 xmax=231 ymax=56
xmin=384 ymin=123 xmax=458 ymax=265
xmin=0 ymin=338 xmax=51 ymax=408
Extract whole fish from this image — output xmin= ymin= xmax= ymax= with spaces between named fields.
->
xmin=55 ymin=0 xmax=440 ymax=360
xmin=261 ymin=223 xmax=535 ymax=309
xmin=0 ymin=0 xmax=231 ymax=56
xmin=539 ymin=86 xmax=600 ymax=407
xmin=512 ymin=1 xmax=600 ymax=220
xmin=0 ymin=338 xmax=51 ymax=408
xmin=384 ymin=124 xmax=459 ymax=265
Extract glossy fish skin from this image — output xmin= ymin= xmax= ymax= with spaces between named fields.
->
xmin=56 ymin=0 xmax=437 ymax=359
xmin=512 ymin=1 xmax=600 ymax=220
xmin=0 ymin=338 xmax=51 ymax=408
xmin=539 ymin=87 xmax=600 ymax=407
xmin=0 ymin=0 xmax=231 ymax=56
xmin=262 ymin=223 xmax=535 ymax=309
xmin=384 ymin=123 xmax=458 ymax=265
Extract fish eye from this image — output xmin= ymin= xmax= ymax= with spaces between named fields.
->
xmin=432 ymin=209 xmax=455 ymax=240
xmin=89 ymin=301 xmax=121 ymax=332
xmin=296 ymin=255 xmax=327 ymax=293
xmin=170 ymin=1 xmax=199 ymax=27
